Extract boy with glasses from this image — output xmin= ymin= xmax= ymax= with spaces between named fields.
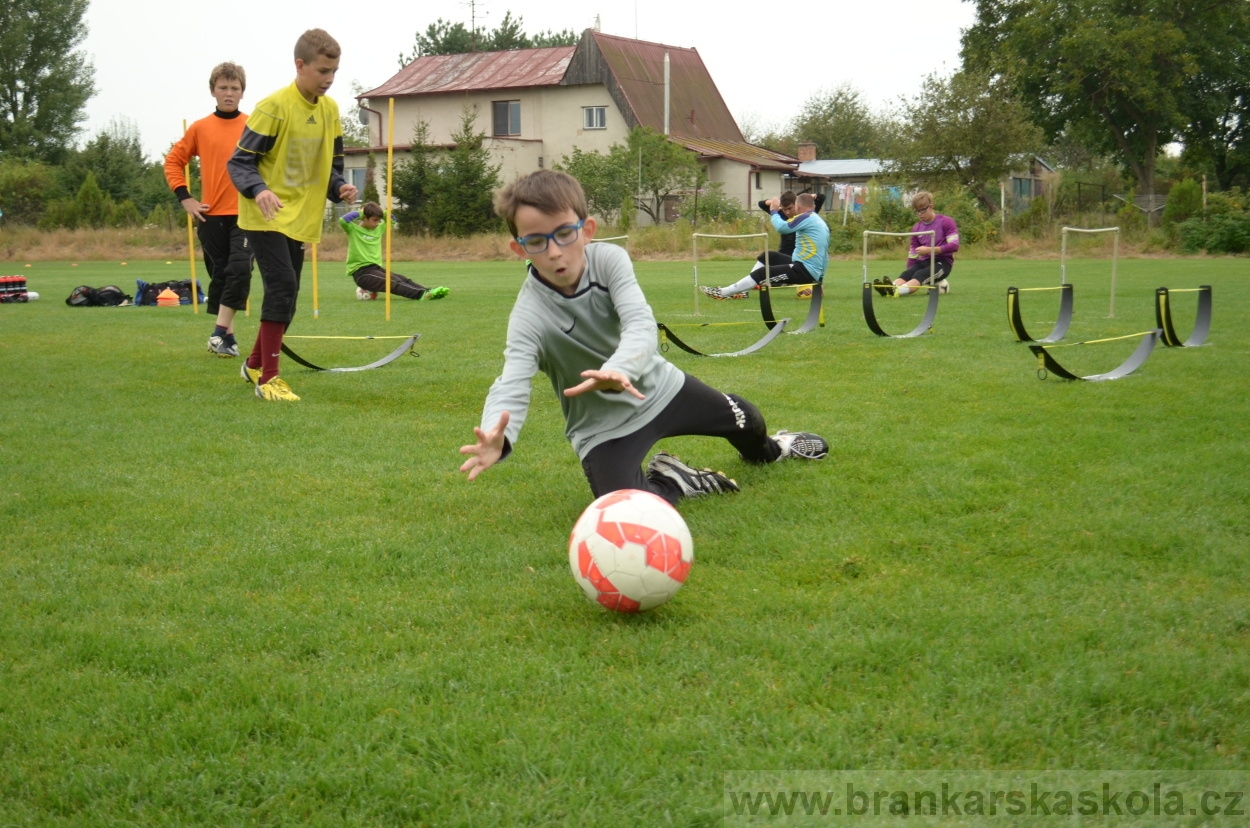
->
xmin=874 ymin=191 xmax=958 ymax=296
xmin=459 ymin=170 xmax=828 ymax=507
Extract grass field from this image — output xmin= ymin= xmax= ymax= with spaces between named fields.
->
xmin=1 ymin=252 xmax=1247 ymax=826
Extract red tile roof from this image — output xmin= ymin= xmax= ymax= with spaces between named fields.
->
xmin=588 ymin=32 xmax=743 ymax=143
xmin=362 ymin=46 xmax=575 ymax=97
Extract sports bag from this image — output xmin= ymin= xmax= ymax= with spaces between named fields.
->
xmin=135 ymin=278 xmax=205 ymax=306
xmin=65 ymin=285 xmax=132 ymax=306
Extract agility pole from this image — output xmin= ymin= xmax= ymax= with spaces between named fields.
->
xmin=1155 ymin=286 xmax=1212 ymax=347
xmin=1061 ymin=226 xmax=1119 ymax=318
xmin=182 ymin=119 xmax=199 ymax=315
xmin=692 ymin=228 xmax=769 ymax=316
xmin=281 ymin=333 xmax=421 ymax=372
xmin=385 ymin=97 xmax=395 ymax=322
xmin=1006 ymin=284 xmax=1074 ymax=343
xmin=1028 ymin=329 xmax=1161 ymax=381
xmin=860 ymin=230 xmax=939 ymax=338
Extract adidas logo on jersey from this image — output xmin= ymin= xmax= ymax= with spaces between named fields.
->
xmin=306 ymin=116 xmax=317 ymax=125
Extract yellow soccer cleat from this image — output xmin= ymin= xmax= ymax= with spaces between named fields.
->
xmin=255 ymin=377 xmax=300 ymax=401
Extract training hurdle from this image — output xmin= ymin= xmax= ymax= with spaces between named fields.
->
xmin=657 ymin=318 xmax=791 ymax=358
xmin=860 ymin=230 xmax=940 ymax=338
xmin=1028 ymin=329 xmax=1161 ymax=381
xmin=1061 ymin=226 xmax=1119 ymax=318
xmin=593 ymin=235 xmax=630 ymax=251
xmin=760 ymin=280 xmax=824 ymax=334
xmin=281 ymin=334 xmax=421 ymax=372
xmin=691 ymin=230 xmax=769 ymax=316
xmin=1006 ymin=284 xmax=1074 ymax=343
xmin=1155 ymin=286 xmax=1212 ymax=347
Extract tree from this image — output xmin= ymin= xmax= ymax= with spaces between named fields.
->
xmin=610 ymin=127 xmax=699 ymax=225
xmin=0 ymin=0 xmax=96 ymax=161
xmin=962 ymin=0 xmax=1230 ymax=199
xmin=391 ymin=120 xmax=436 ymax=233
xmin=555 ymin=147 xmax=633 ymax=225
xmin=362 ymin=152 xmax=380 ymax=206
xmin=392 ymin=111 xmax=501 ymax=236
xmin=73 ymin=171 xmax=110 ymax=229
xmin=425 ymin=107 xmax=502 ymax=236
xmin=399 ymin=13 xmax=577 ymax=64
xmin=789 ymin=84 xmax=889 ymax=159
xmin=886 ymin=70 xmax=1044 ymax=210
xmin=1176 ymin=3 xmax=1250 ymax=191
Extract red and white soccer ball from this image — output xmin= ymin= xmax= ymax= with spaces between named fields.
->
xmin=568 ymin=489 xmax=694 ymax=612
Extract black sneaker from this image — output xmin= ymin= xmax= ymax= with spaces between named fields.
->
xmin=873 ymin=278 xmax=890 ymax=297
xmin=773 ymin=430 xmax=829 ymax=460
xmin=646 ymin=452 xmax=739 ymax=497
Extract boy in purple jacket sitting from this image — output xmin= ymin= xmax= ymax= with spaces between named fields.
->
xmin=875 ymin=191 xmax=959 ymax=296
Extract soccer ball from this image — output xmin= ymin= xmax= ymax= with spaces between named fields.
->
xmin=568 ymin=489 xmax=694 ymax=612
xmin=355 ymin=287 xmax=376 ymax=300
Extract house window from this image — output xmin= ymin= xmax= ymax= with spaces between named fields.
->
xmin=754 ymin=172 xmax=762 ymax=189
xmin=583 ymin=106 xmax=607 ymax=130
xmin=493 ymin=100 xmax=521 ymax=136
xmin=350 ymin=167 xmax=368 ymax=200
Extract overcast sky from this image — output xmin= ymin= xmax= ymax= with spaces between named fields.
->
xmin=81 ymin=0 xmax=976 ymax=161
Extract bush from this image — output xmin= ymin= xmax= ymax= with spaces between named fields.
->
xmin=676 ymin=183 xmax=744 ymax=225
xmin=1175 ymin=188 xmax=1250 ymax=254
xmin=108 ymin=199 xmax=142 ymax=228
xmin=1162 ymin=178 xmax=1202 ymax=228
xmin=0 ymin=158 xmax=57 ymax=225
xmin=37 ymin=199 xmax=78 ymax=230
xmin=933 ymin=189 xmax=991 ymax=245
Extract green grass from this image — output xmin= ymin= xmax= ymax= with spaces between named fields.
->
xmin=1 ymin=254 xmax=1247 ymax=826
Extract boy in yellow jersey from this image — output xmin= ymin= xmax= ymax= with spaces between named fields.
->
xmin=164 ymin=62 xmax=253 ymax=357
xmin=228 ymin=28 xmax=357 ymax=401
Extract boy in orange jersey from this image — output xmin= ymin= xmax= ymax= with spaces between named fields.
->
xmin=164 ymin=62 xmax=254 ymax=357
xmin=228 ymin=29 xmax=357 ymax=401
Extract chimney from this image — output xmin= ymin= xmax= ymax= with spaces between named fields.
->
xmin=796 ymin=142 xmax=817 ymax=163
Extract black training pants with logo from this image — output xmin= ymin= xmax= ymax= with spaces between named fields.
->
xmin=198 ymin=215 xmax=253 ymax=314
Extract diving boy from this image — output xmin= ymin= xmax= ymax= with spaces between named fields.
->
xmin=459 ymin=170 xmax=828 ymax=507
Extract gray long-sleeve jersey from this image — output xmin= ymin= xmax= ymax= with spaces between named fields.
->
xmin=480 ymin=242 xmax=685 ymax=460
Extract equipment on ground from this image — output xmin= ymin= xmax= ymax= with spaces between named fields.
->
xmin=1007 ymin=284 xmax=1074 ymax=343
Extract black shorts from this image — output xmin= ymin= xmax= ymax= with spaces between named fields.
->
xmin=579 ymin=373 xmax=782 ymax=505
xmin=899 ymin=260 xmax=953 ymax=284
xmin=245 ymin=230 xmax=305 ymax=324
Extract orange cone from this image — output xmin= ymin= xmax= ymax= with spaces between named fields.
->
xmin=157 ymin=288 xmax=180 ymax=307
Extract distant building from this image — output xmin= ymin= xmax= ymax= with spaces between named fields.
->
xmin=348 ymin=29 xmax=796 ymax=224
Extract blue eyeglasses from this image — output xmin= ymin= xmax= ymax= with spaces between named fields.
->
xmin=516 ymin=220 xmax=584 ymax=254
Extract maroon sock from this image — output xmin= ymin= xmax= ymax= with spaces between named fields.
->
xmin=258 ymin=320 xmax=286 ymax=385
xmin=247 ymin=334 xmax=263 ymax=369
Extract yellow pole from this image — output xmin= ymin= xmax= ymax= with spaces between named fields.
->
xmin=183 ymin=119 xmax=199 ymax=314
xmin=385 ymin=97 xmax=395 ymax=322
xmin=311 ymin=243 xmax=320 ymax=319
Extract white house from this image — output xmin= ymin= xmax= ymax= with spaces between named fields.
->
xmin=346 ymin=28 xmax=797 ymax=222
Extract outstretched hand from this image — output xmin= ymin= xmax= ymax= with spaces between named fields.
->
xmin=459 ymin=411 xmax=510 ymax=481
xmin=563 ymin=369 xmax=645 ymax=400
